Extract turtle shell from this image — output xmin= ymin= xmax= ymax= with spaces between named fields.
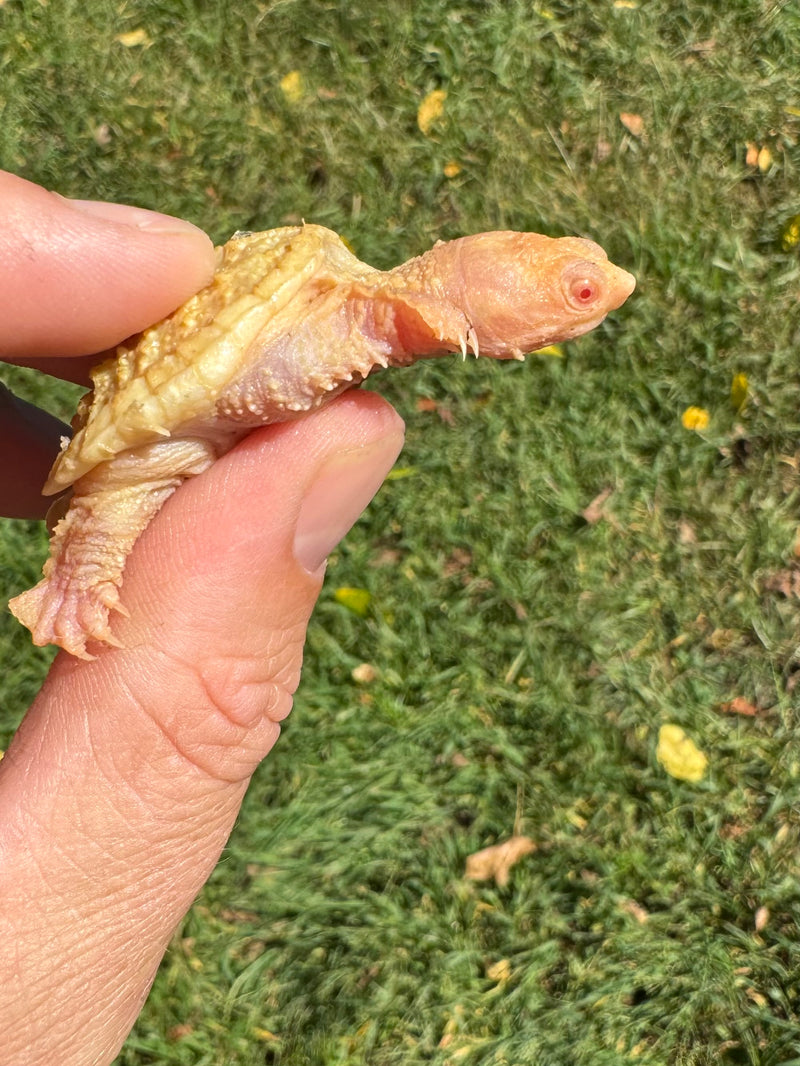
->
xmin=44 ymin=224 xmax=377 ymax=494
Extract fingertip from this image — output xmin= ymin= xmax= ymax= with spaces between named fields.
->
xmin=0 ymin=170 xmax=216 ymax=359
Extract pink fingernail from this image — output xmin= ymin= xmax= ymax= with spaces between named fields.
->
xmin=63 ymin=197 xmax=209 ymax=238
xmin=294 ymin=434 xmax=404 ymax=574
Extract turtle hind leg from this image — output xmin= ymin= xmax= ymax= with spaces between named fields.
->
xmin=9 ymin=437 xmax=217 ymax=659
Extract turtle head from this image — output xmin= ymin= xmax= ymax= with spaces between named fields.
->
xmin=436 ymin=231 xmax=636 ymax=358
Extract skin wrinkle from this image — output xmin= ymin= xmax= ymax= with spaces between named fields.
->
xmin=5 ymin=905 xmax=163 ymax=1065
xmin=101 ymin=646 xmax=285 ymax=785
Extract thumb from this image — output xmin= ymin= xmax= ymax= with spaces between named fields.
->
xmin=0 ymin=392 xmax=404 ymax=1066
xmin=38 ymin=390 xmax=405 ymax=783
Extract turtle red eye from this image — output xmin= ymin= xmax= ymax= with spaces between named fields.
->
xmin=572 ymin=279 xmax=596 ymax=303
xmin=561 ymin=261 xmax=604 ymax=311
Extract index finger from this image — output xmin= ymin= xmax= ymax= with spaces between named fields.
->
xmin=0 ymin=171 xmax=216 ymax=365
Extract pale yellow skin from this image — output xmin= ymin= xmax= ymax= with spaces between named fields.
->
xmin=10 ymin=224 xmax=635 ymax=657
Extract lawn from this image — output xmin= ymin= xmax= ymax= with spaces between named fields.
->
xmin=2 ymin=0 xmax=800 ymax=1063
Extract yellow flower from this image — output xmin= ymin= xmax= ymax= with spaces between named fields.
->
xmin=656 ymin=724 xmax=708 ymax=783
xmin=681 ymin=406 xmax=710 ymax=431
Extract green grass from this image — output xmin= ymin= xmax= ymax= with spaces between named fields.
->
xmin=3 ymin=0 xmax=800 ymax=1062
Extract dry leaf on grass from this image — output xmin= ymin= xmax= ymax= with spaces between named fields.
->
xmin=279 ymin=70 xmax=305 ymax=104
xmin=754 ymin=906 xmax=770 ymax=932
xmin=745 ymin=142 xmax=773 ymax=172
xmin=582 ymin=487 xmax=613 ymax=525
xmin=351 ymin=662 xmax=378 ymax=684
xmin=418 ymin=89 xmax=447 ymax=135
xmin=719 ymin=696 xmax=759 ymax=717
xmin=619 ymin=112 xmax=644 ymax=137
xmin=764 ymin=569 xmax=800 ymax=599
xmin=465 ymin=836 xmax=536 ymax=887
xmin=486 ymin=958 xmax=511 ymax=982
xmin=116 ymin=28 xmax=152 ymax=47
xmin=656 ymin=724 xmax=708 ymax=782
xmin=334 ymin=587 xmax=372 ymax=616
xmin=416 ymin=396 xmax=455 ymax=424
xmin=619 ymin=898 xmax=649 ymax=924
xmin=731 ymin=373 xmax=749 ymax=411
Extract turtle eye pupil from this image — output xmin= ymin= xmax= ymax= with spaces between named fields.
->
xmin=561 ymin=261 xmax=605 ymax=311
xmin=572 ymin=279 xmax=596 ymax=304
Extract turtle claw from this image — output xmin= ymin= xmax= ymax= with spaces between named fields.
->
xmin=9 ymin=577 xmax=125 ymax=660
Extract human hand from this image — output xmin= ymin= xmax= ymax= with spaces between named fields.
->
xmin=0 ymin=172 xmax=405 ymax=1065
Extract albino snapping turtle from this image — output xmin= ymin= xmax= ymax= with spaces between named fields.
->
xmin=10 ymin=224 xmax=635 ymax=658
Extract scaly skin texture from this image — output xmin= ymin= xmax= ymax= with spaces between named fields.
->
xmin=9 ymin=224 xmax=635 ymax=657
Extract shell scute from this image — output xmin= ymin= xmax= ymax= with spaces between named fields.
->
xmin=44 ymin=224 xmax=363 ymax=494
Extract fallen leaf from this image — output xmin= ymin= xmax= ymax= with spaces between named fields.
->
xmin=681 ymin=405 xmax=710 ymax=431
xmin=764 ymin=569 xmax=800 ymax=599
xmin=385 ymin=465 xmax=418 ymax=481
xmin=167 ymin=1024 xmax=194 ymax=1041
xmin=351 ymin=662 xmax=378 ymax=684
xmin=582 ymin=487 xmax=613 ymax=525
xmin=334 ymin=587 xmax=372 ymax=616
xmin=707 ymin=627 xmax=740 ymax=651
xmin=613 ymin=0 xmax=639 ymax=7
xmin=418 ymin=89 xmax=447 ymax=136
xmin=745 ymin=987 xmax=768 ymax=1008
xmin=252 ymin=1027 xmax=280 ymax=1042
xmin=782 ymin=214 xmax=800 ymax=251
xmin=745 ymin=142 xmax=774 ymax=172
xmin=279 ymin=70 xmax=304 ymax=104
xmin=465 ymin=836 xmax=536 ymax=887
xmin=619 ymin=112 xmax=644 ymax=137
xmin=416 ymin=396 xmax=455 ymax=424
xmin=731 ymin=373 xmax=749 ymax=411
xmin=116 ymin=28 xmax=151 ymax=47
xmin=533 ymin=343 xmax=564 ymax=358
xmin=486 ymin=958 xmax=511 ymax=982
xmin=442 ymin=547 xmax=472 ymax=578
xmin=719 ymin=696 xmax=758 ymax=717
xmin=443 ymin=160 xmax=461 ymax=178
xmin=754 ymin=906 xmax=770 ymax=932
xmin=656 ymin=724 xmax=708 ymax=783
xmin=619 ymin=898 xmax=649 ymax=924
xmin=686 ymin=37 xmax=716 ymax=53
xmin=678 ymin=519 xmax=697 ymax=545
